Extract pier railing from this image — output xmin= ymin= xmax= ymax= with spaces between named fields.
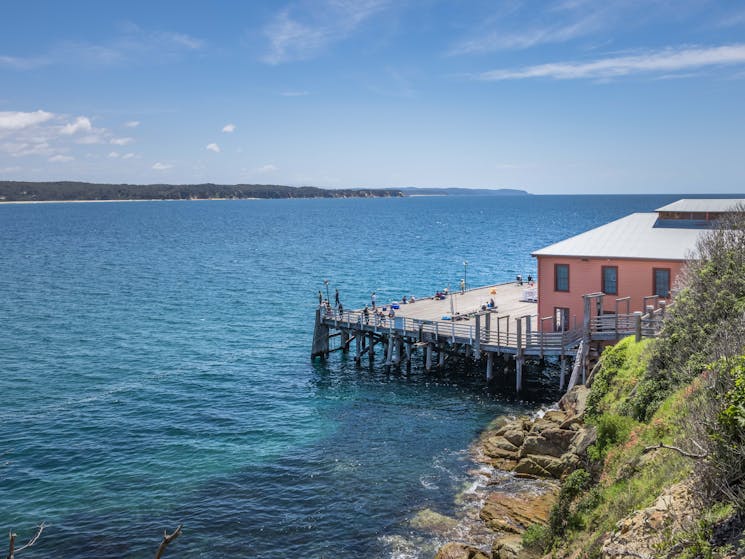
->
xmin=589 ymin=307 xmax=666 ymax=341
xmin=321 ymin=309 xmax=583 ymax=357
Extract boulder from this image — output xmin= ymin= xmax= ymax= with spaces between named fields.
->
xmin=519 ymin=428 xmax=575 ymax=459
xmin=568 ymin=425 xmax=597 ymax=457
xmin=559 ymin=385 xmax=590 ymax=418
xmin=483 ymin=436 xmax=520 ymax=461
xmin=480 ymin=488 xmax=557 ymax=534
xmin=543 ymin=410 xmax=568 ymax=425
xmin=502 ymin=428 xmax=526 ymax=448
xmin=434 ymin=542 xmax=490 ymax=559
xmin=492 ymin=535 xmax=523 ymax=559
xmin=409 ymin=508 xmax=459 ymax=535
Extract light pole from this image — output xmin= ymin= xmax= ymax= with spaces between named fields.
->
xmin=463 ymin=260 xmax=468 ymax=292
xmin=323 ymin=279 xmax=330 ymax=303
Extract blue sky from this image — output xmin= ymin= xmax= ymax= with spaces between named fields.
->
xmin=1 ymin=0 xmax=745 ymax=194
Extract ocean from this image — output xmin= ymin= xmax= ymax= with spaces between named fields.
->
xmin=0 ymin=194 xmax=683 ymax=557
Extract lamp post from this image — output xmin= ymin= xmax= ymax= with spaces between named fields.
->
xmin=463 ymin=260 xmax=468 ymax=292
xmin=323 ymin=279 xmax=330 ymax=303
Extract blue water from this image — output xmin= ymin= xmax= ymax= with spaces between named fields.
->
xmin=0 ymin=195 xmax=683 ymax=557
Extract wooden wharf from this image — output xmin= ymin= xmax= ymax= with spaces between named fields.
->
xmin=311 ymin=282 xmax=667 ymax=394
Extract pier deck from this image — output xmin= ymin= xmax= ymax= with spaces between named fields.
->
xmin=311 ymin=282 xmax=666 ymax=393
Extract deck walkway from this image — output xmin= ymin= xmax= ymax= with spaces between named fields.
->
xmin=312 ymin=282 xmax=666 ymax=393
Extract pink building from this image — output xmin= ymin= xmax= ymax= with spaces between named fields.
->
xmin=532 ymin=199 xmax=744 ymax=333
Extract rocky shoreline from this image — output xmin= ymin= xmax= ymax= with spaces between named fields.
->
xmin=432 ymin=386 xmax=596 ymax=559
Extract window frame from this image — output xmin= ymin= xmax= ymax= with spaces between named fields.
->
xmin=653 ymin=267 xmax=671 ymax=298
xmin=554 ymin=263 xmax=570 ymax=292
xmin=601 ymin=265 xmax=618 ymax=295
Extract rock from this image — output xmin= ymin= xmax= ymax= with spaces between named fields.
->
xmin=492 ymin=535 xmax=523 ymax=559
xmin=409 ymin=508 xmax=459 ymax=535
xmin=434 ymin=542 xmax=490 ymax=559
xmin=480 ymin=488 xmax=558 ymax=534
xmin=569 ymin=425 xmax=597 ymax=457
xmin=502 ymin=428 xmax=526 ymax=448
xmin=519 ymin=428 xmax=575 ymax=459
xmin=543 ymin=410 xmax=568 ymax=425
xmin=512 ymin=457 xmax=551 ymax=478
xmin=601 ymin=482 xmax=696 ymax=559
xmin=483 ymin=436 xmax=520 ymax=461
xmin=493 ymin=418 xmax=528 ymax=437
xmin=559 ymin=385 xmax=590 ymax=418
xmin=491 ymin=458 xmax=518 ymax=471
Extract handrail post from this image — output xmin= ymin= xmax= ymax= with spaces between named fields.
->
xmin=634 ymin=311 xmax=643 ymax=341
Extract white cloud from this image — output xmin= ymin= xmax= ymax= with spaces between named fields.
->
xmin=77 ymin=134 xmax=106 ymax=144
xmin=222 ymin=123 xmax=236 ymax=133
xmin=449 ymin=0 xmax=619 ymax=55
xmin=477 ymin=44 xmax=745 ymax=81
xmin=0 ymin=110 xmax=54 ymax=131
xmin=60 ymin=116 xmax=92 ymax=135
xmin=257 ymin=164 xmax=278 ymax=173
xmin=124 ymin=120 xmax=140 ymax=128
xmin=108 ymin=151 xmax=120 ymax=158
xmin=1 ymin=25 xmax=205 ymax=70
xmin=0 ymin=165 xmax=22 ymax=173
xmin=206 ymin=143 xmax=221 ymax=153
xmin=49 ymin=154 xmax=74 ymax=163
xmin=110 ymin=137 xmax=134 ymax=145
xmin=122 ymin=152 xmax=136 ymax=159
xmin=261 ymin=0 xmax=388 ymax=64
xmin=152 ymin=162 xmax=173 ymax=170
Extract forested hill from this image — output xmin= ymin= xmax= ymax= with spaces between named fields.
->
xmin=0 ymin=181 xmax=405 ymax=202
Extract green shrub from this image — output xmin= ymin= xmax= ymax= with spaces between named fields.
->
xmin=587 ymin=413 xmax=637 ymax=462
xmin=521 ymin=523 xmax=551 ymax=554
xmin=549 ymin=469 xmax=591 ymax=538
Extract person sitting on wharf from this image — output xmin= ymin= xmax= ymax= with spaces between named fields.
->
xmin=388 ymin=308 xmax=395 ymax=318
xmin=489 ymin=298 xmax=495 ymax=308
xmin=402 ymin=295 xmax=407 ymax=304
xmin=409 ymin=295 xmax=416 ymax=303
xmin=363 ymin=305 xmax=370 ymax=321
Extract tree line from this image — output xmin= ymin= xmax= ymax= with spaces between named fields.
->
xmin=0 ymin=181 xmax=404 ymax=202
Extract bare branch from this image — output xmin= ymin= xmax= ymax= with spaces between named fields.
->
xmin=14 ymin=522 xmax=44 ymax=553
xmin=8 ymin=531 xmax=16 ymax=559
xmin=642 ymin=442 xmax=707 ymax=459
xmin=7 ymin=523 xmax=44 ymax=559
xmin=155 ymin=524 xmax=183 ymax=559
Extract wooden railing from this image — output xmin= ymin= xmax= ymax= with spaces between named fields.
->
xmin=320 ymin=309 xmax=582 ymax=356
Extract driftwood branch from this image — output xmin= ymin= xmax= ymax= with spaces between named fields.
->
xmin=642 ymin=442 xmax=707 ymax=459
xmin=155 ymin=524 xmax=183 ymax=559
xmin=7 ymin=522 xmax=45 ymax=559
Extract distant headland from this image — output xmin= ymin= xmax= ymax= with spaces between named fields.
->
xmin=0 ymin=181 xmax=530 ymax=202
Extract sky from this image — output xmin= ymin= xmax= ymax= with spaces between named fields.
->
xmin=1 ymin=0 xmax=745 ymax=194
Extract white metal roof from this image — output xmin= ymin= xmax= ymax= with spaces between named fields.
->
xmin=531 ymin=213 xmax=705 ymax=260
xmin=655 ymin=199 xmax=745 ymax=212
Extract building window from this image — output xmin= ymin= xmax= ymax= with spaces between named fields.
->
xmin=554 ymin=264 xmax=569 ymax=292
xmin=653 ymin=268 xmax=671 ymax=298
xmin=554 ymin=307 xmax=570 ymax=332
xmin=602 ymin=266 xmax=618 ymax=295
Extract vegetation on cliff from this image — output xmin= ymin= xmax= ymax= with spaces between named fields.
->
xmin=526 ymin=213 xmax=745 ymax=559
xmin=436 ymin=213 xmax=745 ymax=559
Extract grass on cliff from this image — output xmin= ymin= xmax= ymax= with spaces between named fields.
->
xmin=534 ymin=336 xmax=695 ymax=558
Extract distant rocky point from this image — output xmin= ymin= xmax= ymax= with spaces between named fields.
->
xmin=399 ymin=187 xmax=530 ymax=196
xmin=0 ymin=181 xmax=530 ymax=202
